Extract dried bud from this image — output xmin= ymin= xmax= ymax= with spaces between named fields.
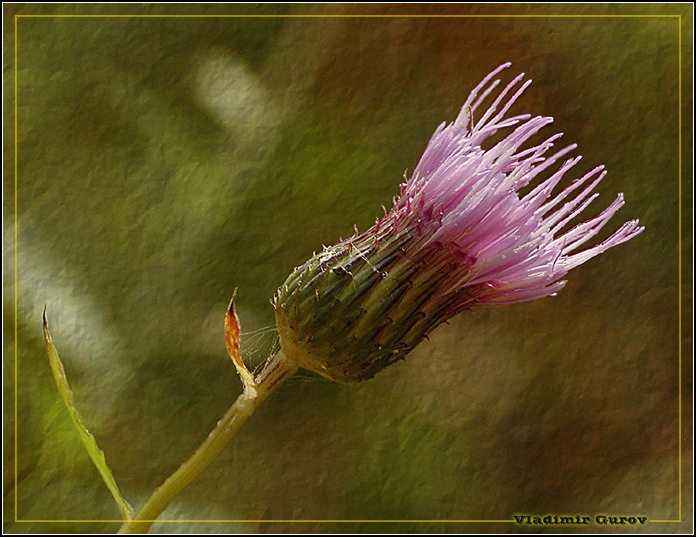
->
xmin=273 ymin=63 xmax=644 ymax=383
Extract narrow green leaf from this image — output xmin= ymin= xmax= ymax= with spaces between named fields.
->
xmin=42 ymin=306 xmax=134 ymax=521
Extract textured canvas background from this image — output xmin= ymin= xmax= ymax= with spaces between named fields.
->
xmin=3 ymin=3 xmax=693 ymax=534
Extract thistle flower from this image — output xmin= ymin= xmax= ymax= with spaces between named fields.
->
xmin=273 ymin=63 xmax=644 ymax=383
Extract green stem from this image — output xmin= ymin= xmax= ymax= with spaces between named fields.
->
xmin=118 ymin=350 xmax=298 ymax=534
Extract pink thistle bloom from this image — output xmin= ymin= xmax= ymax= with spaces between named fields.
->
xmin=274 ymin=63 xmax=644 ymax=382
xmin=391 ymin=62 xmax=644 ymax=305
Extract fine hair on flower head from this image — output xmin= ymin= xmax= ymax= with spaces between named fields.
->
xmin=272 ymin=62 xmax=644 ymax=383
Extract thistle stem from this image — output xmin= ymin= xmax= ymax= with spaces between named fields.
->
xmin=118 ymin=350 xmax=298 ymax=534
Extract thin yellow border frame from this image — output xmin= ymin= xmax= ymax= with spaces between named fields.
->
xmin=11 ymin=11 xmax=685 ymax=527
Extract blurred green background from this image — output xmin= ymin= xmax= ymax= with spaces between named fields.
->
xmin=3 ymin=3 xmax=692 ymax=534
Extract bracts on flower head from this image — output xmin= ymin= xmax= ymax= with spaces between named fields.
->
xmin=273 ymin=62 xmax=644 ymax=383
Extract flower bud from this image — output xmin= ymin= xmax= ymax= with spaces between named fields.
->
xmin=273 ymin=63 xmax=643 ymax=383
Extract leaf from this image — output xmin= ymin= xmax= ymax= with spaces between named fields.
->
xmin=42 ymin=306 xmax=134 ymax=521
xmin=225 ymin=289 xmax=256 ymax=390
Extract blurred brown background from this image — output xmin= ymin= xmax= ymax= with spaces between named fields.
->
xmin=3 ymin=3 xmax=693 ymax=534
